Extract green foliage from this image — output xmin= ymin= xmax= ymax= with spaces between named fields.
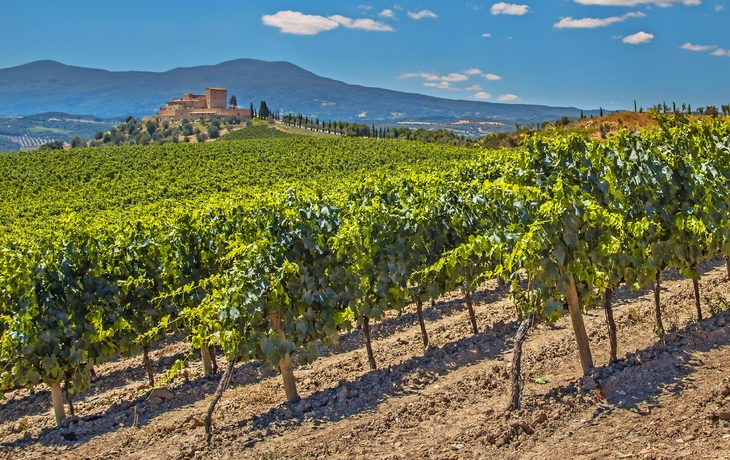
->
xmin=2 ymin=116 xmax=730 ymax=417
xmin=37 ymin=140 xmax=64 ymax=150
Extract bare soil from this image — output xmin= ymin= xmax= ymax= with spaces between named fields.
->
xmin=2 ymin=257 xmax=730 ymax=460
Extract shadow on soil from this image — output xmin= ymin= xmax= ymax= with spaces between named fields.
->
xmin=543 ymin=309 xmax=730 ymax=423
xmin=212 ymin=316 xmax=519 ymax=441
xmin=0 ymin=283 xmax=516 ymax=451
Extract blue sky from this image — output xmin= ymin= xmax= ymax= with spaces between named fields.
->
xmin=0 ymin=1 xmax=728 ymax=110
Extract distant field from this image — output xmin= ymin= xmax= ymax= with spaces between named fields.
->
xmin=221 ymin=123 xmax=298 ymax=140
xmin=28 ymin=125 xmax=70 ymax=135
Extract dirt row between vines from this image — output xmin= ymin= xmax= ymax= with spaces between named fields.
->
xmin=2 ymin=258 xmax=730 ymax=460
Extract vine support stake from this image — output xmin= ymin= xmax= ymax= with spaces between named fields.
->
xmin=201 ymin=343 xmax=213 ymax=377
xmin=563 ymin=270 xmax=593 ymax=373
xmin=725 ymin=255 xmax=730 ymax=281
xmin=50 ymin=382 xmax=65 ymax=427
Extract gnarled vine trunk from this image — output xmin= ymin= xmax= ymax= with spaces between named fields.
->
xmin=603 ymin=288 xmax=618 ymax=363
xmin=463 ymin=280 xmax=478 ymax=335
xmin=416 ymin=298 xmax=429 ymax=349
xmin=653 ymin=272 xmax=665 ymax=338
xmin=205 ymin=357 xmax=239 ymax=444
xmin=508 ymin=313 xmax=535 ymax=411
xmin=363 ymin=316 xmax=377 ymax=370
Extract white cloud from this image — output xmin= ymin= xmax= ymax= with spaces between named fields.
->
xmin=482 ymin=33 xmax=492 ymax=37
xmin=400 ymin=72 xmax=437 ymax=80
xmin=465 ymin=68 xmax=482 ymax=75
xmin=441 ymin=73 xmax=470 ymax=82
xmin=467 ymin=84 xmax=484 ymax=91
xmin=574 ymin=0 xmax=700 ymax=5
xmin=491 ymin=3 xmax=530 ymax=15
xmin=262 ymin=11 xmax=339 ymax=35
xmin=711 ymin=48 xmax=729 ymax=55
xmin=329 ymin=15 xmax=394 ymax=31
xmin=379 ymin=9 xmax=394 ymax=17
xmin=467 ymin=3 xmax=482 ymax=10
xmin=399 ymin=72 xmax=468 ymax=82
xmin=483 ymin=73 xmax=502 ymax=80
xmin=715 ymin=4 xmax=725 ymax=10
xmin=358 ymin=5 xmax=373 ymax=10
xmin=497 ymin=94 xmax=519 ymax=101
xmin=424 ymin=82 xmax=459 ymax=90
xmin=554 ymin=11 xmax=645 ymax=28
xmin=475 ymin=92 xmax=492 ymax=99
xmin=622 ymin=31 xmax=654 ymax=44
xmin=262 ymin=11 xmax=394 ymax=34
xmin=681 ymin=42 xmax=718 ymax=51
xmin=408 ymin=10 xmax=438 ymax=19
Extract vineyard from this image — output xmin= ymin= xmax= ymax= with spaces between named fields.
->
xmin=2 ymin=117 xmax=730 ymax=459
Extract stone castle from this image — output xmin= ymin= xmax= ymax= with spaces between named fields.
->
xmin=150 ymin=88 xmax=251 ymax=121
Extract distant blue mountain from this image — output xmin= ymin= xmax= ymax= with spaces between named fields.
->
xmin=0 ymin=59 xmax=596 ymax=124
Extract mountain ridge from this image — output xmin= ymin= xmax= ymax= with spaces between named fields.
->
xmin=0 ymin=59 xmax=595 ymax=125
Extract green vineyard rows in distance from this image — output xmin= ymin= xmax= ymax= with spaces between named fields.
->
xmin=2 ymin=116 xmax=730 ymax=429
xmin=0 ymin=138 xmax=486 ymax=239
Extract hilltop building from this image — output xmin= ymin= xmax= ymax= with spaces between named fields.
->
xmin=150 ymin=88 xmax=251 ymax=121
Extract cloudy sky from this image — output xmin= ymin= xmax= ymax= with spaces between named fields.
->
xmin=0 ymin=0 xmax=727 ymax=110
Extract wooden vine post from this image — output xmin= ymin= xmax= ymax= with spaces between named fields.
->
xmin=50 ymin=382 xmax=65 ymax=427
xmin=269 ymin=311 xmax=300 ymax=403
xmin=563 ymin=270 xmax=593 ymax=373
xmin=201 ymin=342 xmax=214 ymax=377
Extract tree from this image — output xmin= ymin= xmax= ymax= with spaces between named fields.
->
xmin=145 ymin=120 xmax=158 ymax=135
xmin=207 ymin=124 xmax=220 ymax=139
xmin=706 ymin=106 xmax=719 ymax=116
xmin=228 ymin=95 xmax=238 ymax=108
xmin=70 ymin=135 xmax=85 ymax=148
xmin=38 ymin=140 xmax=64 ymax=150
xmin=259 ymin=101 xmax=270 ymax=119
xmin=250 ymin=103 xmax=255 ymax=118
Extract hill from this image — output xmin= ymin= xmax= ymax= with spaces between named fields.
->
xmin=0 ymin=112 xmax=122 ymax=151
xmin=0 ymin=60 xmax=598 ymax=128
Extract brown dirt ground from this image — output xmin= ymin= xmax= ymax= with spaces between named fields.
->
xmin=2 ymin=257 xmax=730 ymax=460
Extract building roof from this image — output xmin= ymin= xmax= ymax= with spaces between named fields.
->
xmin=206 ymin=87 xmax=226 ymax=91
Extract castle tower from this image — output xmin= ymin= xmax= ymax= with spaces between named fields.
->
xmin=206 ymin=88 xmax=227 ymax=109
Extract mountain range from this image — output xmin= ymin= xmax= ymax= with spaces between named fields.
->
xmin=0 ymin=59 xmax=597 ymax=130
